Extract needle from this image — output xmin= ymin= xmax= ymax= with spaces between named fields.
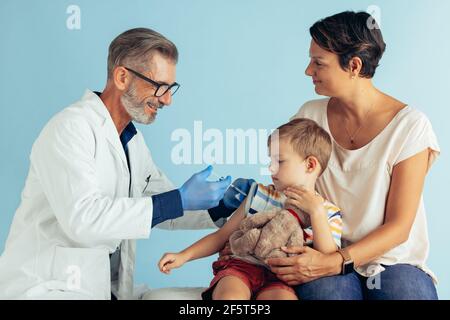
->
xmin=210 ymin=172 xmax=248 ymax=197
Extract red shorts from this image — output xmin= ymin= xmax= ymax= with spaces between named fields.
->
xmin=201 ymin=258 xmax=296 ymax=300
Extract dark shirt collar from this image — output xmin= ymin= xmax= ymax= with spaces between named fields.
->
xmin=120 ymin=122 xmax=137 ymax=149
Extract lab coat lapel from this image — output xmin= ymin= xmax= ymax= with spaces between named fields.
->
xmin=83 ymin=90 xmax=129 ymax=168
xmin=102 ymin=119 xmax=129 ymax=167
xmin=82 ymin=91 xmax=138 ymax=299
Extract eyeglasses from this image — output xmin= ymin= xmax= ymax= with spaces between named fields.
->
xmin=124 ymin=67 xmax=180 ymax=97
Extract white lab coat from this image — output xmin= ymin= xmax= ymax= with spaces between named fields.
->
xmin=0 ymin=90 xmax=217 ymax=300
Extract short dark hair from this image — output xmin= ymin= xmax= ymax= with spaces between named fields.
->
xmin=310 ymin=11 xmax=386 ymax=78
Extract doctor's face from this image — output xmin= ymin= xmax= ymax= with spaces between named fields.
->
xmin=121 ymin=53 xmax=177 ymax=124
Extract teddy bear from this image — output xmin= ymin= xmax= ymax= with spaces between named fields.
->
xmin=228 ymin=209 xmax=305 ymax=265
xmin=227 ymin=182 xmax=312 ymax=266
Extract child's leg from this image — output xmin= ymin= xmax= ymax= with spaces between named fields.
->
xmin=255 ymin=288 xmax=298 ymax=300
xmin=212 ymin=275 xmax=252 ymax=300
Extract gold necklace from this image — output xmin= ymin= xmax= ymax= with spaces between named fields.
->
xmin=344 ymin=103 xmax=375 ymax=145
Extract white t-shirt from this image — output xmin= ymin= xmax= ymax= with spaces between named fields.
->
xmin=291 ymin=98 xmax=440 ymax=282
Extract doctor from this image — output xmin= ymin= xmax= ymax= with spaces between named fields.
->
xmin=0 ymin=28 xmax=252 ymax=299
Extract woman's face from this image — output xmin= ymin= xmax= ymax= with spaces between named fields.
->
xmin=305 ymin=39 xmax=352 ymax=97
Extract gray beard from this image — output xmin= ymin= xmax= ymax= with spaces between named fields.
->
xmin=121 ymin=81 xmax=155 ymax=125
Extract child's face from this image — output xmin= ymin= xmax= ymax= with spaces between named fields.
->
xmin=268 ymin=138 xmax=310 ymax=192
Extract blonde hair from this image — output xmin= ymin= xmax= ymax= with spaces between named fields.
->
xmin=268 ymin=118 xmax=332 ymax=176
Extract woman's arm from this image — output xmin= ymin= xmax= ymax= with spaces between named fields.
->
xmin=344 ymin=149 xmax=429 ymax=267
xmin=268 ymin=149 xmax=429 ymax=285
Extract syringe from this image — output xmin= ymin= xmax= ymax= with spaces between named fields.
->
xmin=210 ymin=172 xmax=248 ymax=198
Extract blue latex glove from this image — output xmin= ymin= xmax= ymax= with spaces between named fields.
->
xmin=222 ymin=178 xmax=256 ymax=210
xmin=179 ymin=166 xmax=231 ymax=211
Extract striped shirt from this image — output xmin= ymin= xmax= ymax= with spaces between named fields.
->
xmin=249 ymin=183 xmax=342 ymax=248
xmin=304 ymin=200 xmax=342 ymax=248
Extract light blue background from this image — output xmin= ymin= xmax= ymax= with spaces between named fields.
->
xmin=1 ymin=0 xmax=449 ymax=298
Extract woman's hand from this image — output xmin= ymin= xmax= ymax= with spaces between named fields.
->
xmin=158 ymin=252 xmax=188 ymax=274
xmin=267 ymin=246 xmax=342 ymax=286
xmin=284 ymin=186 xmax=326 ymax=217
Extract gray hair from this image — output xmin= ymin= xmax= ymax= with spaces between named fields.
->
xmin=107 ymin=27 xmax=178 ymax=79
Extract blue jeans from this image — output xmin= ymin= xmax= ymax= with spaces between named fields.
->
xmin=295 ymin=264 xmax=438 ymax=300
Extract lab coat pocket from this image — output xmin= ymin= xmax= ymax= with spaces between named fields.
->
xmin=51 ymin=246 xmax=111 ymax=299
xmin=138 ymin=172 xmax=153 ymax=197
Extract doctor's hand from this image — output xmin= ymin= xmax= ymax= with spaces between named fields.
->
xmin=158 ymin=252 xmax=188 ymax=274
xmin=179 ymin=166 xmax=231 ymax=210
xmin=208 ymin=178 xmax=256 ymax=227
xmin=222 ymin=178 xmax=255 ymax=210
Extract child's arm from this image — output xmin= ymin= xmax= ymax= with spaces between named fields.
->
xmin=159 ymin=198 xmax=248 ymax=273
xmin=284 ymin=186 xmax=338 ymax=254
xmin=308 ymin=207 xmax=338 ymax=254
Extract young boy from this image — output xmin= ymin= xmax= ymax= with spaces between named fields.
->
xmin=158 ymin=118 xmax=342 ymax=300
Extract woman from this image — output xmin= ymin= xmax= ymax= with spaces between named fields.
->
xmin=266 ymin=11 xmax=440 ymax=300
